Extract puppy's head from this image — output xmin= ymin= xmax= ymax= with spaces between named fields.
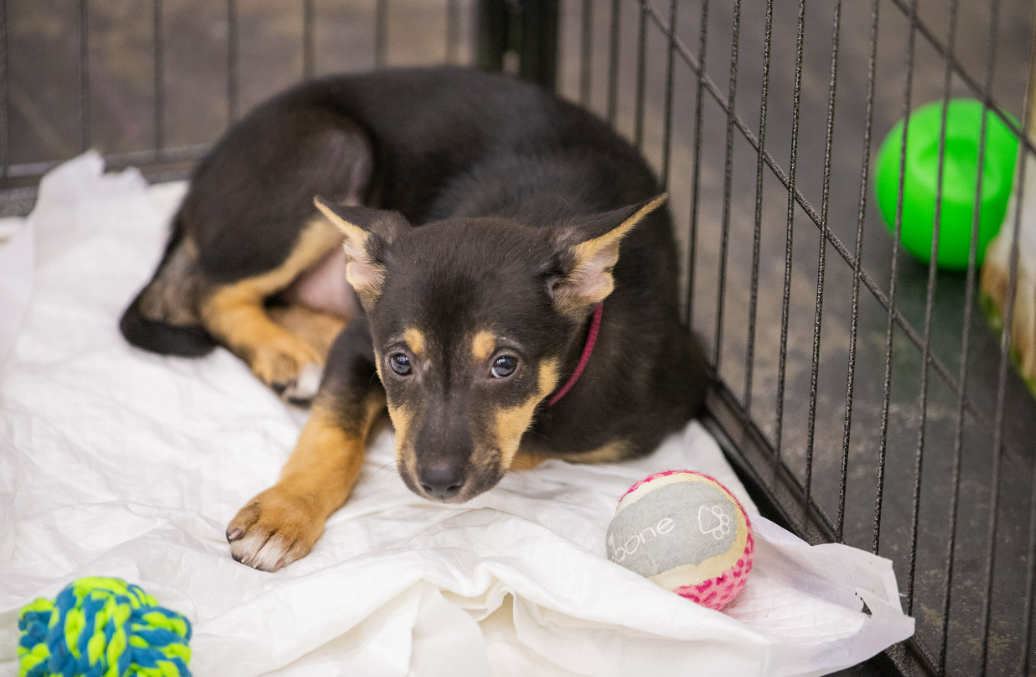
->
xmin=314 ymin=195 xmax=666 ymax=502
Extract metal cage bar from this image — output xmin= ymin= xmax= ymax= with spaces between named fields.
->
xmin=1024 ymin=28 xmax=1036 ymax=663
xmin=803 ymin=0 xmax=842 ymax=526
xmin=905 ymin=0 xmax=959 ymax=619
xmin=979 ymin=65 xmax=1032 ymax=677
xmin=633 ymin=1 xmax=648 ymax=150
xmin=0 ymin=0 xmax=8 ymax=178
xmin=659 ymin=0 xmax=677 ymax=189
xmin=446 ymin=0 xmax=460 ymax=64
xmin=303 ymin=0 xmax=316 ymax=78
xmin=837 ymin=0 xmax=880 ymax=544
xmin=579 ymin=0 xmax=593 ymax=106
xmin=605 ymin=0 xmax=620 ymax=125
xmin=741 ymin=0 xmax=773 ymax=415
xmin=375 ymin=0 xmax=388 ymax=68
xmin=683 ymin=0 xmax=708 ymax=327
xmin=772 ymin=0 xmax=806 ymax=464
xmin=78 ymin=0 xmax=89 ymax=152
xmin=940 ymin=0 xmax=1002 ymax=668
xmin=153 ymin=0 xmax=164 ymax=154
xmin=226 ymin=0 xmax=238 ymax=125
xmin=711 ymin=0 xmax=740 ymax=371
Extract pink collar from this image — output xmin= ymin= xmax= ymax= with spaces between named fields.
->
xmin=548 ymin=303 xmax=603 ymax=407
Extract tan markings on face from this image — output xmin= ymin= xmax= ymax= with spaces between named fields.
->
xmin=403 ymin=327 xmax=426 ymax=357
xmin=495 ymin=359 xmax=560 ymax=469
xmin=537 ymin=359 xmax=561 ymax=399
xmin=470 ymin=330 xmax=496 ymax=362
xmin=493 ymin=398 xmax=540 ymax=470
xmin=388 ymin=401 xmax=416 ymax=470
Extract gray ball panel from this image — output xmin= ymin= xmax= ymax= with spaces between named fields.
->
xmin=606 ymin=482 xmax=737 ymax=578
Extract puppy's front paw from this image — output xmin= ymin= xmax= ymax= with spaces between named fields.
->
xmin=226 ymin=487 xmax=323 ymax=571
xmin=249 ymin=338 xmax=323 ymax=404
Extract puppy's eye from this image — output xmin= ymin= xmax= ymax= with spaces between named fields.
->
xmin=490 ymin=355 xmax=518 ymax=379
xmin=388 ymin=353 xmax=412 ymax=376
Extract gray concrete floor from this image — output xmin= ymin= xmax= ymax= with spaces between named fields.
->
xmin=6 ymin=0 xmax=1036 ymax=674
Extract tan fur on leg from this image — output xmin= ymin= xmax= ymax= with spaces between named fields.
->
xmin=509 ymin=451 xmax=550 ymax=471
xmin=199 ymin=218 xmax=342 ymax=399
xmin=510 ymin=440 xmax=633 ymax=471
xmin=227 ymin=392 xmax=386 ymax=571
xmin=268 ymin=305 xmax=346 ymax=362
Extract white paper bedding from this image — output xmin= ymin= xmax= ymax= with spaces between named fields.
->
xmin=0 ymin=153 xmax=913 ymax=677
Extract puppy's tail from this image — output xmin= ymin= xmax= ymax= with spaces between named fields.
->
xmin=119 ymin=220 xmax=217 ymax=357
xmin=120 ymin=291 xmax=216 ymax=357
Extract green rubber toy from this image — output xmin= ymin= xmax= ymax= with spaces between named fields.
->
xmin=875 ymin=99 xmax=1020 ymax=270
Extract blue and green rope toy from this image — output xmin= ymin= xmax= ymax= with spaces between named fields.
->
xmin=17 ymin=577 xmax=192 ymax=677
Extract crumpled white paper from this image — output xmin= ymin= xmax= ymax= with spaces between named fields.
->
xmin=0 ymin=153 xmax=914 ymax=677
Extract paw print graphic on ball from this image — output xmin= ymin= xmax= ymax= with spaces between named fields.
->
xmin=698 ymin=504 xmax=731 ymax=540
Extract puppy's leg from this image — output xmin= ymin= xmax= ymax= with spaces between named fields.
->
xmin=267 ymin=304 xmax=346 ymax=362
xmin=200 ymin=218 xmax=342 ymax=402
xmin=226 ymin=317 xmax=384 ymax=571
xmin=509 ymin=451 xmax=549 ymax=470
xmin=509 ymin=440 xmax=633 ymax=471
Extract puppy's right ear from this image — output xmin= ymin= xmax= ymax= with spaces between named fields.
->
xmin=547 ymin=194 xmax=667 ymax=318
xmin=314 ymin=196 xmax=411 ymax=309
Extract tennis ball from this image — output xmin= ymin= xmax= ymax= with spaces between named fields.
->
xmin=606 ymin=470 xmax=754 ymax=610
xmin=874 ymin=99 xmax=1019 ymax=270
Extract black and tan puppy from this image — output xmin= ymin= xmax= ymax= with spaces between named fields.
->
xmin=121 ymin=67 xmax=708 ymax=571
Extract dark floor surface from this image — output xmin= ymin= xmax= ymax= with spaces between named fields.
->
xmin=4 ymin=0 xmax=1035 ymax=674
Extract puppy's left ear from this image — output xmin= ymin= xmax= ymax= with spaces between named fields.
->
xmin=548 ymin=194 xmax=667 ymax=317
xmin=314 ymin=196 xmax=411 ymax=309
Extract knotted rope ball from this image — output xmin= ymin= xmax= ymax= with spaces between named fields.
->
xmin=18 ymin=577 xmax=192 ymax=677
xmin=606 ymin=470 xmax=754 ymax=610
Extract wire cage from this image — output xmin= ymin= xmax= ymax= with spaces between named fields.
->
xmin=4 ymin=1 xmax=1036 ymax=675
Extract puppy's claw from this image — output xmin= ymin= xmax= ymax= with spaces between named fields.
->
xmin=230 ymin=533 xmax=303 ymax=572
xmin=226 ymin=488 xmax=321 ymax=572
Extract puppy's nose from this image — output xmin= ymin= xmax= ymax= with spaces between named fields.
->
xmin=419 ymin=463 xmax=466 ymax=500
